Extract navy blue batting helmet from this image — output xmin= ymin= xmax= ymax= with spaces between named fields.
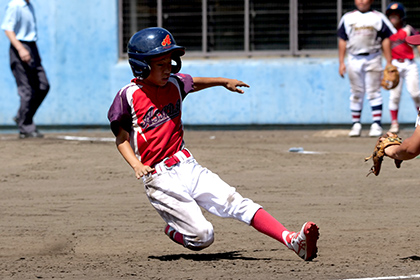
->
xmin=386 ymin=2 xmax=406 ymax=19
xmin=127 ymin=27 xmax=186 ymax=79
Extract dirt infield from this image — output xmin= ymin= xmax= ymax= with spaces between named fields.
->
xmin=1 ymin=128 xmax=420 ymax=280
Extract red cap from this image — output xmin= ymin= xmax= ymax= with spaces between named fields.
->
xmin=406 ymin=35 xmax=420 ymax=46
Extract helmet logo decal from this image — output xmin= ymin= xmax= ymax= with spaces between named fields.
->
xmin=161 ymin=35 xmax=172 ymax=47
xmin=391 ymin=3 xmax=398 ymax=9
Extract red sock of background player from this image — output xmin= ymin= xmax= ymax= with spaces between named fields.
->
xmin=251 ymin=208 xmax=290 ymax=246
xmin=390 ymin=110 xmax=398 ymax=123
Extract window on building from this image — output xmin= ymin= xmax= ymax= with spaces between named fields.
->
xmin=250 ymin=1 xmax=289 ymax=51
xmin=119 ymin=0 xmax=420 ymax=57
xmin=163 ymin=1 xmax=202 ymax=51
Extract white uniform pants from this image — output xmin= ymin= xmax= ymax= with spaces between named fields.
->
xmin=347 ymin=53 xmax=383 ymax=114
xmin=142 ymin=154 xmax=262 ymax=250
xmin=389 ymin=59 xmax=420 ymax=111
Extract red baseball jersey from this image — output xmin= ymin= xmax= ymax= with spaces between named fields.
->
xmin=108 ymin=73 xmax=194 ymax=167
xmin=390 ymin=25 xmax=420 ymax=60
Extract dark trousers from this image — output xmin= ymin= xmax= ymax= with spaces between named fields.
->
xmin=10 ymin=41 xmax=49 ymax=134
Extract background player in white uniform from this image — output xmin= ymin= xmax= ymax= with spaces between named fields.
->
xmin=108 ymin=27 xmax=320 ymax=261
xmin=385 ymin=30 xmax=420 ymax=160
xmin=385 ymin=2 xmax=420 ymax=133
xmin=385 ymin=34 xmax=420 ymax=160
xmin=338 ymin=0 xmax=396 ymax=137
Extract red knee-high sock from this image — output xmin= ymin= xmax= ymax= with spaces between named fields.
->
xmin=390 ymin=110 xmax=398 ymax=123
xmin=251 ymin=208 xmax=290 ymax=246
xmin=165 ymin=225 xmax=185 ymax=245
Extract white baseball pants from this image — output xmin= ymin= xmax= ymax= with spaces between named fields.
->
xmin=142 ymin=152 xmax=262 ymax=250
xmin=389 ymin=59 xmax=420 ymax=111
xmin=347 ymin=53 xmax=383 ymax=115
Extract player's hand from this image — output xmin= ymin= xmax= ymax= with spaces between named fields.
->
xmin=224 ymin=79 xmax=250 ymax=94
xmin=133 ymin=164 xmax=155 ymax=179
xmin=382 ymin=132 xmax=400 ymax=158
xmin=384 ymin=144 xmax=399 ymax=158
xmin=339 ymin=63 xmax=346 ymax=78
xmin=18 ymin=48 xmax=31 ymax=63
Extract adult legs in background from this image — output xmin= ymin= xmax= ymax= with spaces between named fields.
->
xmin=9 ymin=43 xmax=49 ymax=137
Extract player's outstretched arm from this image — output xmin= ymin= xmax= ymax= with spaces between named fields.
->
xmin=115 ymin=127 xmax=154 ymax=179
xmin=193 ymin=77 xmax=249 ymax=93
xmin=385 ymin=127 xmax=420 ymax=160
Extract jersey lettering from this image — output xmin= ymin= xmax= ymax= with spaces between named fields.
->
xmin=140 ymin=99 xmax=181 ymax=131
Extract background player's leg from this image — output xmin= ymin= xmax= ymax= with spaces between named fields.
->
xmin=365 ymin=55 xmax=383 ymax=137
xmin=388 ymin=67 xmax=404 ymax=133
xmin=366 ymin=71 xmax=383 ymax=137
xmin=405 ymin=61 xmax=420 ymax=112
xmin=347 ymin=55 xmax=366 ymax=137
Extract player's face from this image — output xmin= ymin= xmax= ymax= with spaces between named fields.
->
xmin=145 ymin=53 xmax=173 ymax=87
xmin=354 ymin=0 xmax=373 ymax=13
xmin=388 ymin=12 xmax=402 ymax=28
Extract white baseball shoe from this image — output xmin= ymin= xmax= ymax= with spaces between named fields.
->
xmin=284 ymin=222 xmax=319 ymax=261
xmin=349 ymin=122 xmax=362 ymax=137
xmin=389 ymin=122 xmax=399 ymax=134
xmin=369 ymin=122 xmax=383 ymax=137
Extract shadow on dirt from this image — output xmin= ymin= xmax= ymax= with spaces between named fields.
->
xmin=148 ymin=250 xmax=272 ymax=261
xmin=400 ymin=255 xmax=420 ymax=261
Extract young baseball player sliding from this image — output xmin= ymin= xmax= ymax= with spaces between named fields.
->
xmin=108 ymin=27 xmax=319 ymax=261
xmin=338 ymin=0 xmax=396 ymax=137
xmin=385 ymin=2 xmax=420 ymax=134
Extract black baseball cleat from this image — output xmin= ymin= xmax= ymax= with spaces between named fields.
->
xmin=19 ymin=130 xmax=44 ymax=139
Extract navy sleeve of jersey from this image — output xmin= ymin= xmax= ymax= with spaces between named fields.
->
xmin=173 ymin=75 xmax=188 ymax=100
xmin=173 ymin=73 xmax=194 ymax=100
xmin=337 ymin=22 xmax=348 ymax=41
xmin=107 ymin=87 xmax=133 ymax=137
xmin=378 ymin=20 xmax=394 ymax=39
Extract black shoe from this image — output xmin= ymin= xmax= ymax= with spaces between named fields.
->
xmin=19 ymin=130 xmax=44 ymax=139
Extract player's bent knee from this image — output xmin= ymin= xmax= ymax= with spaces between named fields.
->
xmin=184 ymin=225 xmax=214 ymax=251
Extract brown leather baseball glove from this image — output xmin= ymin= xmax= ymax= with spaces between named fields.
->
xmin=381 ymin=65 xmax=400 ymax=90
xmin=364 ymin=133 xmax=403 ymax=176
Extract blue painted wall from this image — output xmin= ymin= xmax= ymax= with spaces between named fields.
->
xmin=1 ymin=0 xmax=419 ymax=127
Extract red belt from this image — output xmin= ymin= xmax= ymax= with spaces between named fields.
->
xmin=152 ymin=149 xmax=191 ymax=174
